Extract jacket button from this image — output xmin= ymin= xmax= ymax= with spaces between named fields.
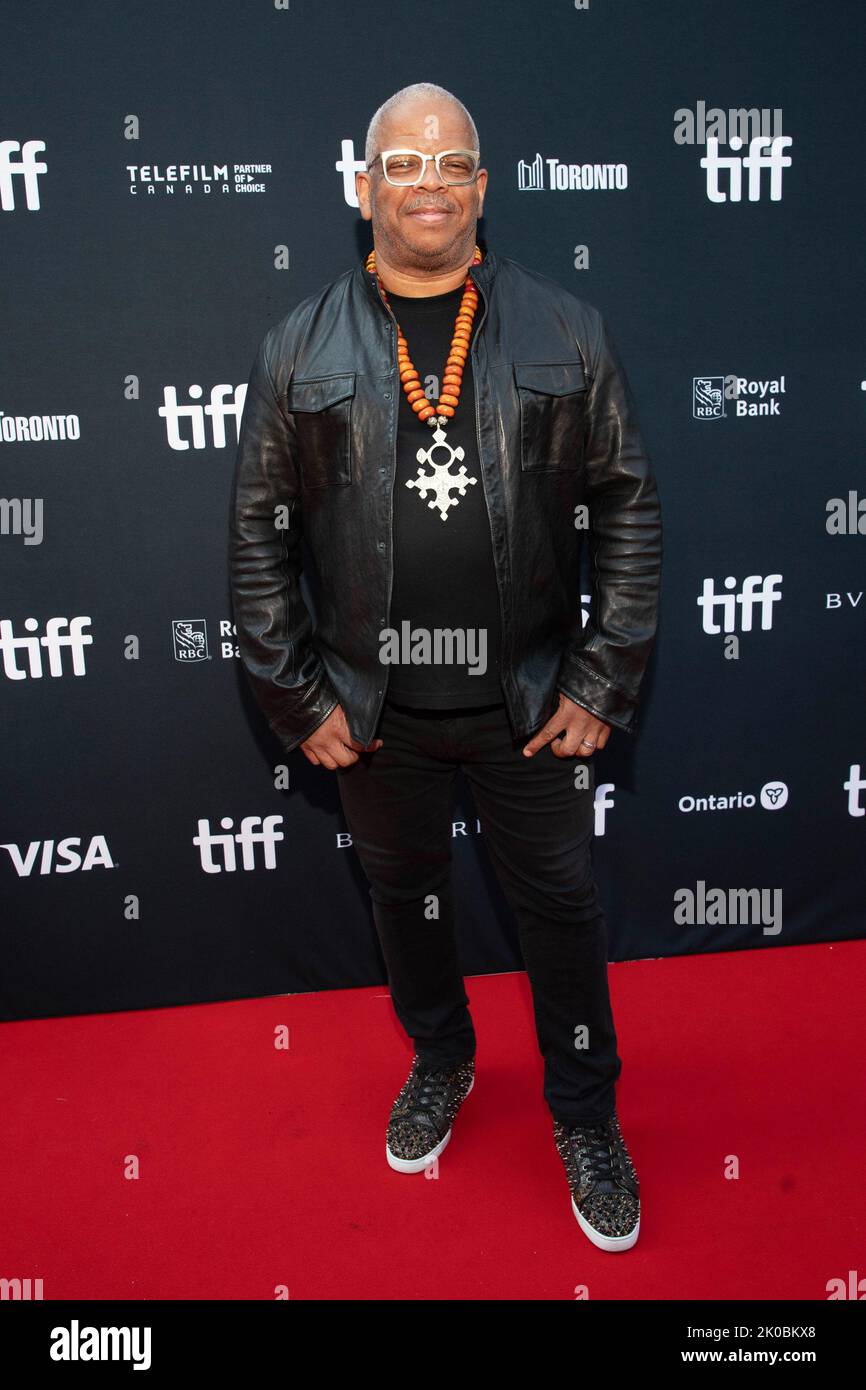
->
xmin=383 ymin=392 xmax=391 ymax=400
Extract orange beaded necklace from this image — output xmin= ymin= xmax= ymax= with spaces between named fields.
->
xmin=365 ymin=243 xmax=483 ymax=432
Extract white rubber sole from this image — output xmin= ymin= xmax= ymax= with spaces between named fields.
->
xmin=571 ymin=1194 xmax=640 ymax=1251
xmin=386 ymin=1076 xmax=474 ymax=1174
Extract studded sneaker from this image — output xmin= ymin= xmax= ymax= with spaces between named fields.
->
xmin=385 ymin=1054 xmax=475 ymax=1173
xmin=552 ymin=1111 xmax=640 ymax=1251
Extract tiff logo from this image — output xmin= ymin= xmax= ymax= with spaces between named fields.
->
xmin=594 ymin=783 xmax=614 ymax=837
xmin=159 ymin=383 xmax=247 ymax=451
xmin=335 ymin=138 xmax=365 ymax=208
xmin=697 ymin=575 xmax=782 ymax=634
xmin=0 ymin=616 xmax=93 ymax=679
xmin=193 ymin=815 xmax=285 ymax=873
xmin=701 ymin=135 xmax=792 ymax=202
xmin=0 ymin=139 xmax=47 ymax=211
xmin=845 ymin=765 xmax=866 ymax=818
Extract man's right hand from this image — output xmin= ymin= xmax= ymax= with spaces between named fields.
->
xmin=299 ymin=703 xmax=383 ymax=770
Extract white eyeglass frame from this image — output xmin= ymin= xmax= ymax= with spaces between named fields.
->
xmin=368 ymin=147 xmax=481 ymax=186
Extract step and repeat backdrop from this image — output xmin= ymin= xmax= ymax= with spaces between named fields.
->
xmin=2 ymin=0 xmax=864 ymax=1021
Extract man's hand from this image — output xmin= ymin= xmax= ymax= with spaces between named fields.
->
xmin=522 ymin=692 xmax=611 ymax=759
xmin=300 ymin=703 xmax=383 ymax=770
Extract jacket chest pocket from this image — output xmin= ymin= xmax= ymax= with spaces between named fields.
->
xmin=514 ymin=360 xmax=588 ymax=471
xmin=285 ymin=373 xmax=356 ymax=488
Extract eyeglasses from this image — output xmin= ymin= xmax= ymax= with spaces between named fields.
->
xmin=367 ymin=148 xmax=481 ymax=186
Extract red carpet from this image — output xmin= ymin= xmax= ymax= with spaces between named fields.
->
xmin=2 ymin=939 xmax=864 ymax=1300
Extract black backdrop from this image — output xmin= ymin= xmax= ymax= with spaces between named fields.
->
xmin=2 ymin=0 xmax=864 ymax=1023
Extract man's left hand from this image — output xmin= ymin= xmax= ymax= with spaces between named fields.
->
xmin=522 ymin=692 xmax=612 ymax=759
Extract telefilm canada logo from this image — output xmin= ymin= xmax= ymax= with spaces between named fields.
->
xmin=125 ymin=161 xmax=273 ymax=196
xmin=674 ymin=102 xmax=792 ymax=202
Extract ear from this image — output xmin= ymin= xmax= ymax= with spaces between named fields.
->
xmin=475 ymin=167 xmax=488 ymax=215
xmin=356 ymin=172 xmax=372 ymax=221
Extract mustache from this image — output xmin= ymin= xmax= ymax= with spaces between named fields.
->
xmin=406 ymin=198 xmax=456 ymax=212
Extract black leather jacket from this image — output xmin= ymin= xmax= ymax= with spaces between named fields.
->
xmin=229 ymin=246 xmax=662 ymax=753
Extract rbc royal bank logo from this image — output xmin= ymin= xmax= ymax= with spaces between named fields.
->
xmin=693 ymin=377 xmax=726 ymax=420
xmin=173 ymin=620 xmax=209 ymax=662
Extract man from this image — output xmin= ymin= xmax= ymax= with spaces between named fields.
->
xmin=229 ymin=82 xmax=661 ymax=1252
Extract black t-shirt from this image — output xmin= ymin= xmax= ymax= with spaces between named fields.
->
xmin=383 ymin=282 xmax=504 ymax=708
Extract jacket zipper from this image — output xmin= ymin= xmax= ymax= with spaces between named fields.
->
xmin=368 ymin=282 xmax=399 ymax=744
xmin=469 ymin=267 xmax=514 ymax=729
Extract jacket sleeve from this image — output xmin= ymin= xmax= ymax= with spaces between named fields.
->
xmin=556 ymin=312 xmax=662 ymax=733
xmin=228 ymin=327 xmax=340 ymax=753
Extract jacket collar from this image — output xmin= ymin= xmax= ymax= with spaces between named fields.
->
xmin=358 ymin=238 xmax=497 ymax=310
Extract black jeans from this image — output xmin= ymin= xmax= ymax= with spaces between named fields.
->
xmin=335 ymin=696 xmax=622 ymax=1125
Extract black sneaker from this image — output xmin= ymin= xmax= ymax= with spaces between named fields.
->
xmin=386 ymin=1055 xmax=475 ymax=1173
xmin=552 ymin=1112 xmax=640 ymax=1251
